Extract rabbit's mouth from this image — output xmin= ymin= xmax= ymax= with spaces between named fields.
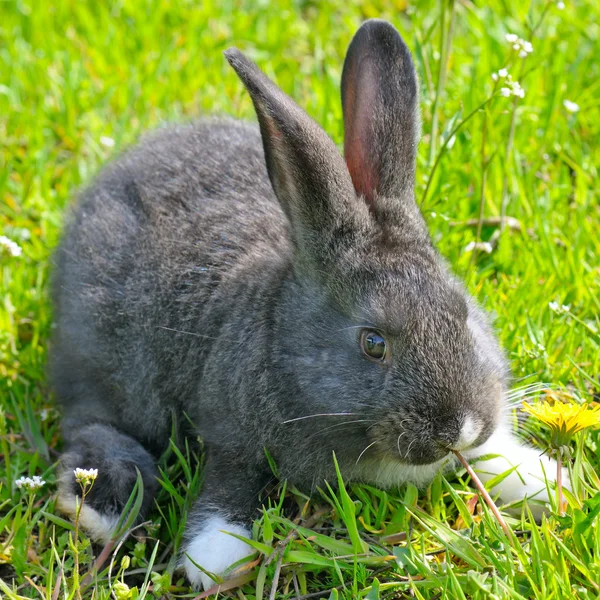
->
xmin=368 ymin=413 xmax=486 ymax=465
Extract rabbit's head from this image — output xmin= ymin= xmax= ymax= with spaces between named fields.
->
xmin=225 ymin=20 xmax=508 ymax=470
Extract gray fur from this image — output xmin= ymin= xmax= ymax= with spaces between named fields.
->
xmin=51 ymin=19 xmax=507 ymax=558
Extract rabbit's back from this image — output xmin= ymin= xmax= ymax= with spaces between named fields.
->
xmin=51 ymin=119 xmax=291 ymax=450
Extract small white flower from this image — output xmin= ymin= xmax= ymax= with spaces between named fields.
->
xmin=556 ymin=1 xmax=565 ymax=9
xmin=100 ymin=136 xmax=115 ymax=148
xmin=506 ymin=35 xmax=533 ymax=57
xmin=563 ymin=100 xmax=580 ymax=113
xmin=464 ymin=241 xmax=493 ymax=254
xmin=16 ymin=475 xmax=46 ymax=491
xmin=0 ymin=235 xmax=23 ymax=257
xmin=74 ymin=468 xmax=98 ymax=486
xmin=492 ymin=69 xmax=509 ymax=83
xmin=549 ymin=302 xmax=571 ymax=315
xmin=499 ymin=76 xmax=525 ymax=98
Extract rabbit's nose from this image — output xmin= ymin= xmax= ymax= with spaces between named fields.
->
xmin=434 ymin=415 xmax=481 ymax=452
xmin=446 ymin=415 xmax=481 ymax=451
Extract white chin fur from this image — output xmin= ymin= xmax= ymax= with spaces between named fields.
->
xmin=182 ymin=516 xmax=254 ymax=590
xmin=55 ymin=492 xmax=119 ymax=544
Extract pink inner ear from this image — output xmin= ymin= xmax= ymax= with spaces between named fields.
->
xmin=343 ymin=57 xmax=379 ymax=208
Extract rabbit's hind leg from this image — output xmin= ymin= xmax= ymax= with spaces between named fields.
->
xmin=56 ymin=422 xmax=159 ymax=543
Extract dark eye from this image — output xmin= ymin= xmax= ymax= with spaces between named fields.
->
xmin=360 ymin=329 xmax=388 ymax=362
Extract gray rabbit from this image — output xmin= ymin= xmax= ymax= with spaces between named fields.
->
xmin=51 ymin=19 xmax=564 ymax=589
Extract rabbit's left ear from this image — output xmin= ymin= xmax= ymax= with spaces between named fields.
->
xmin=341 ymin=19 xmax=420 ymax=208
xmin=224 ymin=48 xmax=360 ymax=263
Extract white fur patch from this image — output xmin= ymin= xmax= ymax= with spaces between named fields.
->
xmin=56 ymin=492 xmax=119 ymax=544
xmin=182 ymin=516 xmax=254 ymax=590
xmin=353 ymin=455 xmax=451 ymax=489
xmin=464 ymin=426 xmax=569 ymax=519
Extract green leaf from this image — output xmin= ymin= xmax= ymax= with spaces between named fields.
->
xmin=364 ymin=577 xmax=380 ymax=600
xmin=332 ymin=452 xmax=367 ymax=554
xmin=405 ymin=505 xmax=487 ymax=569
xmin=442 ymin=477 xmax=474 ymax=528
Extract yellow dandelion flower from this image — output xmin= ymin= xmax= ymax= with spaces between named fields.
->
xmin=522 ymin=400 xmax=600 ymax=448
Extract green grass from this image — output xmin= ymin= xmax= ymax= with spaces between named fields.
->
xmin=1 ymin=0 xmax=599 ymax=598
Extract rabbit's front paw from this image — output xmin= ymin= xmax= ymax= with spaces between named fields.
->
xmin=56 ymin=491 xmax=119 ymax=544
xmin=182 ymin=516 xmax=255 ymax=590
xmin=505 ymin=452 xmax=570 ymax=520
xmin=467 ymin=430 xmax=570 ymax=520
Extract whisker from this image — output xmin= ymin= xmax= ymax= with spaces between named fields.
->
xmin=505 ymin=383 xmax=554 ymax=399
xmin=405 ymin=439 xmax=416 ymax=460
xmin=282 ymin=412 xmax=356 ymax=424
xmin=356 ymin=440 xmax=378 ymax=465
xmin=156 ymin=325 xmax=219 ymax=340
xmin=305 ymin=419 xmax=376 ymax=441
xmin=396 ymin=431 xmax=407 ymax=455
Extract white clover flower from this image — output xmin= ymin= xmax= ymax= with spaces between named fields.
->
xmin=74 ymin=468 xmax=98 ymax=486
xmin=100 ymin=136 xmax=115 ymax=148
xmin=16 ymin=475 xmax=46 ymax=491
xmin=549 ymin=302 xmax=571 ymax=315
xmin=464 ymin=241 xmax=493 ymax=254
xmin=492 ymin=68 xmax=509 ymax=82
xmin=0 ymin=235 xmax=23 ymax=257
xmin=563 ymin=100 xmax=580 ymax=113
xmin=500 ymin=75 xmax=525 ymax=98
xmin=505 ymin=34 xmax=533 ymax=57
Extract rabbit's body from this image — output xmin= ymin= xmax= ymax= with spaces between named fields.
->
xmin=53 ymin=120 xmax=287 ymax=454
xmin=52 ymin=20 xmax=564 ymax=590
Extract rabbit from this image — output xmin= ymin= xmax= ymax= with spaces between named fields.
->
xmin=51 ymin=19 xmax=565 ymax=590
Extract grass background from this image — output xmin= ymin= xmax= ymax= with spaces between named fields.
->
xmin=1 ymin=0 xmax=599 ymax=598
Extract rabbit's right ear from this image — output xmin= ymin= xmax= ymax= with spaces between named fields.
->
xmin=341 ymin=20 xmax=420 ymax=208
xmin=225 ymin=49 xmax=359 ymax=261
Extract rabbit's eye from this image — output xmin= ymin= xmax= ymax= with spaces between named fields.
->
xmin=360 ymin=330 xmax=388 ymax=362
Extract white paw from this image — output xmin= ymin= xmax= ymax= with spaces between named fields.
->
xmin=56 ymin=492 xmax=119 ymax=544
xmin=182 ymin=516 xmax=254 ymax=590
xmin=465 ymin=427 xmax=569 ymax=519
